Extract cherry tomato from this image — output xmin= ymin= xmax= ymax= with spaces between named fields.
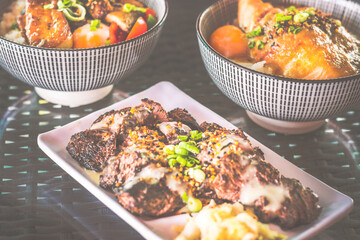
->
xmin=73 ymin=23 xmax=109 ymax=49
xmin=144 ymin=8 xmax=156 ymax=21
xmin=126 ymin=17 xmax=147 ymax=41
xmin=109 ymin=22 xmax=127 ymax=44
xmin=209 ymin=25 xmax=248 ymax=58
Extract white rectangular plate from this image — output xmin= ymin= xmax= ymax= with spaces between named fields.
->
xmin=38 ymin=81 xmax=353 ymax=240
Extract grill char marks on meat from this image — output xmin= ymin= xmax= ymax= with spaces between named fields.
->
xmin=197 ymin=126 xmax=321 ymax=229
xmin=66 ymin=129 xmax=116 ymax=172
xmin=140 ymin=98 xmax=170 ymax=124
xmin=67 ymin=99 xmax=321 ymax=228
xmin=117 ymin=180 xmax=184 ymax=217
xmin=168 ymin=108 xmax=201 ymax=131
xmin=100 ymin=127 xmax=167 ymax=190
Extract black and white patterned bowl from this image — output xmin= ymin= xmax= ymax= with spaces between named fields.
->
xmin=0 ymin=0 xmax=168 ymax=106
xmin=196 ymin=0 xmax=360 ymax=134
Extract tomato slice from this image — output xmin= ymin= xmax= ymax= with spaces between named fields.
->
xmin=126 ymin=17 xmax=147 ymax=41
xmin=109 ymin=22 xmax=126 ymax=44
xmin=144 ymin=8 xmax=156 ymax=21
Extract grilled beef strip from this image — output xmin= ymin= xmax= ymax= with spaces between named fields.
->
xmin=168 ymin=108 xmax=201 ymax=131
xmin=66 ymin=129 xmax=116 ymax=171
xmin=196 ymin=125 xmax=321 ymax=229
xmin=117 ymin=179 xmax=184 ymax=217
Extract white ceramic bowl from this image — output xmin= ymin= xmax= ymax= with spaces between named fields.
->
xmin=0 ymin=0 xmax=168 ymax=106
xmin=196 ymin=0 xmax=360 ymax=134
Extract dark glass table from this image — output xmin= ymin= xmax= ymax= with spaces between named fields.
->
xmin=0 ymin=0 xmax=359 ymax=239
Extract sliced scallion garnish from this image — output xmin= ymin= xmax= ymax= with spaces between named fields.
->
xmin=248 ymin=41 xmax=255 ymax=49
xmin=90 ymin=19 xmax=101 ymax=31
xmin=123 ymin=3 xmax=146 ymax=13
xmin=286 ymin=6 xmax=297 ymax=12
xmin=293 ymin=27 xmax=303 ymax=34
xmin=294 ymin=11 xmax=309 ymax=23
xmin=43 ymin=3 xmax=54 ymax=9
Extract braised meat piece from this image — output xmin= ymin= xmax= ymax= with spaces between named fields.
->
xmin=105 ymin=10 xmax=142 ymax=33
xmin=87 ymin=0 xmax=114 ymax=20
xmin=168 ymin=108 xmax=201 ymax=131
xmin=66 ymin=129 xmax=116 ymax=171
xmin=25 ymin=0 xmax=73 ymax=48
xmin=238 ymin=0 xmax=360 ymax=79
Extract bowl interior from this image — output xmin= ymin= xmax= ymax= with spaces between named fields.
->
xmin=0 ymin=0 xmax=168 ymax=48
xmin=199 ymin=0 xmax=360 ymax=42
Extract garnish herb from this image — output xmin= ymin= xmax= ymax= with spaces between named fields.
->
xmin=246 ymin=26 xmax=263 ymax=39
xmin=257 ymin=40 xmax=265 ymax=50
xmin=57 ymin=0 xmax=86 ymax=22
xmin=286 ymin=6 xmax=297 ymax=12
xmin=182 ymin=192 xmax=189 ymax=203
xmin=43 ymin=3 xmax=54 ymax=9
xmin=123 ymin=3 xmax=146 ymax=13
xmin=90 ymin=19 xmax=101 ymax=31
xmin=11 ymin=22 xmax=18 ymax=30
xmin=248 ymin=41 xmax=255 ymax=49
xmin=293 ymin=27 xmax=303 ymax=34
xmin=276 ymin=13 xmax=292 ymax=22
xmin=178 ymin=135 xmax=188 ymax=141
xmin=294 ymin=11 xmax=309 ymax=23
xmin=187 ymin=197 xmax=202 ymax=212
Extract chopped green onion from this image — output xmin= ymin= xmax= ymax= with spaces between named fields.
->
xmin=257 ymin=40 xmax=265 ymax=50
xmin=178 ymin=142 xmax=200 ymax=155
xmin=105 ymin=40 xmax=111 ymax=46
xmin=43 ymin=3 xmax=54 ymax=9
xmin=187 ymin=197 xmax=202 ymax=212
xmin=166 ymin=154 xmax=177 ymax=160
xmin=90 ymin=19 xmax=101 ymax=31
xmin=186 ymin=158 xmax=195 ymax=167
xmin=276 ymin=13 xmax=292 ymax=22
xmin=178 ymin=135 xmax=188 ymax=141
xmin=164 ymin=145 xmax=175 ymax=154
xmin=62 ymin=4 xmax=86 ymax=22
xmin=286 ymin=6 xmax=297 ymax=12
xmin=274 ymin=23 xmax=281 ymax=28
xmin=248 ymin=41 xmax=255 ymax=49
xmin=294 ymin=11 xmax=309 ymax=23
xmin=123 ymin=3 xmax=146 ymax=13
xmin=188 ymin=156 xmax=200 ymax=164
xmin=57 ymin=0 xmax=74 ymax=10
xmin=11 ymin=22 xmax=18 ymax=30
xmin=190 ymin=130 xmax=198 ymax=135
xmin=168 ymin=158 xmax=177 ymax=167
xmin=288 ymin=26 xmax=295 ymax=33
xmin=191 ymin=133 xmax=203 ymax=140
xmin=176 ymin=156 xmax=187 ymax=166
xmin=251 ymin=26 xmax=263 ymax=36
xmin=246 ymin=26 xmax=263 ymax=39
xmin=293 ymin=27 xmax=303 ymax=34
xmin=193 ymin=169 xmax=206 ymax=183
xmin=147 ymin=14 xmax=157 ymax=29
xmin=193 ymin=165 xmax=202 ymax=170
xmin=175 ymin=145 xmax=189 ymax=156
xmin=182 ymin=192 xmax=189 ymax=203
